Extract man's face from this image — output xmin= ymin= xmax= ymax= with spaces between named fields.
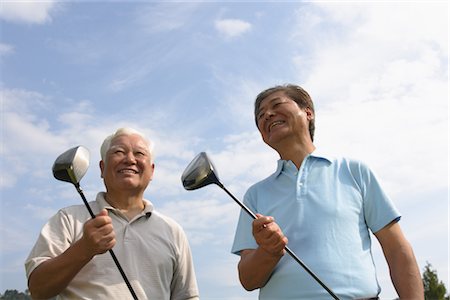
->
xmin=100 ymin=134 xmax=154 ymax=193
xmin=256 ymin=91 xmax=313 ymax=149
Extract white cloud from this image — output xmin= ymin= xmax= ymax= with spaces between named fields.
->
xmin=292 ymin=3 xmax=447 ymax=101
xmin=315 ymin=87 xmax=447 ymax=195
xmin=198 ymin=255 xmax=244 ymax=288
xmin=135 ymin=3 xmax=200 ymax=33
xmin=214 ymin=77 xmax=262 ymax=129
xmin=0 ymin=43 xmax=14 ymax=56
xmin=288 ymin=2 xmax=448 ymax=198
xmin=215 ymin=18 xmax=252 ymax=39
xmin=25 ymin=203 xmax=59 ymax=221
xmin=0 ymin=88 xmax=106 ymax=190
xmin=0 ymin=117 xmax=64 ymax=188
xmin=158 ymin=197 xmax=239 ymax=246
xmin=0 ymin=1 xmax=60 ymax=24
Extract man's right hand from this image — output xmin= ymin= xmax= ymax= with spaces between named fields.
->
xmin=28 ymin=209 xmax=116 ymax=299
xmin=252 ymin=213 xmax=288 ymax=257
xmin=81 ymin=209 xmax=116 ymax=257
xmin=237 ymin=214 xmax=288 ymax=290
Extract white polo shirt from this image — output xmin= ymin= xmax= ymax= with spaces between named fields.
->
xmin=25 ymin=192 xmax=199 ymax=300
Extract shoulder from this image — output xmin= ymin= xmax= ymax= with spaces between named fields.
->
xmin=314 ymin=152 xmax=371 ymax=173
xmin=59 ymin=201 xmax=98 ymax=218
xmin=43 ymin=204 xmax=94 ymax=232
xmin=312 ymin=150 xmax=365 ymax=166
xmin=151 ymin=210 xmax=184 ymax=231
xmin=245 ymin=173 xmax=274 ymax=196
xmin=51 ymin=203 xmax=89 ymax=219
xmin=150 ymin=210 xmax=190 ymax=247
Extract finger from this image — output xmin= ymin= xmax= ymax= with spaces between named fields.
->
xmin=269 ymin=233 xmax=287 ymax=249
xmin=102 ymin=237 xmax=116 ymax=252
xmin=254 ymin=215 xmax=274 ymax=228
xmin=92 ymin=215 xmax=112 ymax=228
xmin=96 ymin=209 xmax=109 ymax=217
xmin=96 ymin=223 xmax=115 ymax=236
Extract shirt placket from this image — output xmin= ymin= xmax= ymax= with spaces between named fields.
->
xmin=296 ymin=156 xmax=309 ymax=200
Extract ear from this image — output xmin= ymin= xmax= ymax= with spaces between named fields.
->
xmin=99 ymin=160 xmax=105 ymax=178
xmin=149 ymin=163 xmax=155 ymax=181
xmin=305 ymin=107 xmax=314 ymax=121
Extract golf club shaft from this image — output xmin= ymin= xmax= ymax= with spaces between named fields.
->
xmin=218 ymin=183 xmax=340 ymax=300
xmin=75 ymin=184 xmax=139 ymax=300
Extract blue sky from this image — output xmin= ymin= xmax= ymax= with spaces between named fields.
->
xmin=0 ymin=1 xmax=448 ymax=299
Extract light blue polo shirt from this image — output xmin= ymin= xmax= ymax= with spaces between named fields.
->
xmin=231 ymin=151 xmax=400 ymax=300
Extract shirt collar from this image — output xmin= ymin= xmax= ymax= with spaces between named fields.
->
xmin=273 ymin=149 xmax=334 ymax=177
xmin=309 ymin=149 xmax=334 ymax=162
xmin=95 ymin=192 xmax=153 ymax=218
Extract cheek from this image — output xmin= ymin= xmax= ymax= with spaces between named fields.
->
xmin=257 ymin=119 xmax=264 ymax=130
xmin=139 ymin=161 xmax=154 ymax=174
xmin=101 ymin=161 xmax=118 ymax=178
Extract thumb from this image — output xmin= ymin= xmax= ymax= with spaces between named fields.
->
xmin=255 ymin=213 xmax=264 ymax=219
xmin=96 ymin=208 xmax=109 ymax=217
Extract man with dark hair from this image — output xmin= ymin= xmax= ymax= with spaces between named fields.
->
xmin=232 ymin=84 xmax=423 ymax=299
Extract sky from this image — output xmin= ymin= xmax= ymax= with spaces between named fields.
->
xmin=0 ymin=1 xmax=448 ymax=299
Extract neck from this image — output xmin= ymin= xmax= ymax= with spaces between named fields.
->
xmin=105 ymin=191 xmax=144 ymax=210
xmin=276 ymin=141 xmax=315 ymax=169
xmin=105 ymin=193 xmax=145 ymax=220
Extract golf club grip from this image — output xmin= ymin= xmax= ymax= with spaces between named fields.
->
xmin=219 ymin=184 xmax=340 ymax=300
xmin=75 ymin=185 xmax=139 ymax=300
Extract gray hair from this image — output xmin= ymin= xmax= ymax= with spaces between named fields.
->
xmin=100 ymin=127 xmax=154 ymax=161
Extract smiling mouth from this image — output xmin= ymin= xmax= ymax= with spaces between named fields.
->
xmin=269 ymin=120 xmax=284 ymax=132
xmin=119 ymin=169 xmax=138 ymax=174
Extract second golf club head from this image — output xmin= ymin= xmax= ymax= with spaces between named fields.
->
xmin=53 ymin=145 xmax=90 ymax=185
xmin=181 ymin=152 xmax=220 ymax=190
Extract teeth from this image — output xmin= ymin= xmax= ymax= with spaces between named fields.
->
xmin=269 ymin=121 xmax=283 ymax=131
xmin=120 ymin=169 xmax=138 ymax=174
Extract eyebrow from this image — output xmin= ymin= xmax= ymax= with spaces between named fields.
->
xmin=257 ymin=96 xmax=283 ymax=117
xmin=109 ymin=144 xmax=149 ymax=153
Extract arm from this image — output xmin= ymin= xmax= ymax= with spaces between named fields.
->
xmin=374 ymin=221 xmax=424 ymax=300
xmin=237 ymin=214 xmax=288 ymax=290
xmin=28 ymin=209 xmax=116 ymax=299
xmin=171 ymin=227 xmax=200 ymax=300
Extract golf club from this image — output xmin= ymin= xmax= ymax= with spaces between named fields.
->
xmin=181 ymin=152 xmax=340 ymax=300
xmin=52 ymin=146 xmax=139 ymax=300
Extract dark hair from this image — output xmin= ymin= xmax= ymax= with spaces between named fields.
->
xmin=254 ymin=84 xmax=315 ymax=141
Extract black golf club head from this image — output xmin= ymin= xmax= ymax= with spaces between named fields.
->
xmin=52 ymin=145 xmax=90 ymax=186
xmin=181 ymin=152 xmax=221 ymax=190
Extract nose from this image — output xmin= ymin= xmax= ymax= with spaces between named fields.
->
xmin=257 ymin=110 xmax=275 ymax=130
xmin=264 ymin=110 xmax=275 ymax=120
xmin=124 ymin=152 xmax=137 ymax=163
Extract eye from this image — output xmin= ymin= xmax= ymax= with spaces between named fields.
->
xmin=273 ymin=100 xmax=285 ymax=108
xmin=108 ymin=147 xmax=126 ymax=158
xmin=134 ymin=149 xmax=148 ymax=158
